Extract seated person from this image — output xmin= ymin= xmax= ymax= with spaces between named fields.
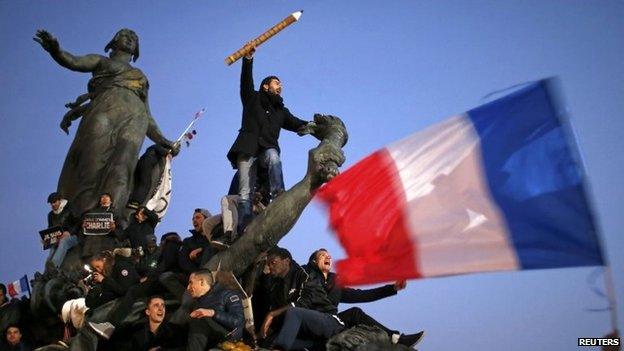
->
xmin=186 ymin=270 xmax=244 ymax=351
xmin=45 ymin=192 xmax=79 ymax=270
xmin=135 ymin=234 xmax=160 ymax=280
xmin=304 ymin=248 xmax=424 ymax=348
xmin=84 ymin=251 xmax=140 ymax=311
xmin=261 ymin=249 xmax=344 ymax=350
xmin=178 ymin=209 xmax=215 ymax=275
xmin=121 ymin=206 xmax=159 ymax=253
xmin=0 ymin=284 xmax=8 ymax=308
xmin=130 ymin=295 xmax=185 ymax=351
xmin=155 ymin=233 xmax=187 ymax=299
xmin=80 ymin=193 xmax=123 ymax=259
xmin=1 ymin=324 xmax=31 ymax=351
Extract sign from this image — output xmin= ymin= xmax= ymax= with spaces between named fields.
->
xmin=39 ymin=226 xmax=63 ymax=250
xmin=83 ymin=213 xmax=114 ymax=235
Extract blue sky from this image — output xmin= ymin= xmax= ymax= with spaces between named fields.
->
xmin=0 ymin=1 xmax=622 ymax=350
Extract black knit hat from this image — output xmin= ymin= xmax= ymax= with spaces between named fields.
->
xmin=47 ymin=192 xmax=62 ymax=204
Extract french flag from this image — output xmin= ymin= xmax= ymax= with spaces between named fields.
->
xmin=7 ymin=275 xmax=30 ymax=298
xmin=317 ymin=80 xmax=604 ymax=286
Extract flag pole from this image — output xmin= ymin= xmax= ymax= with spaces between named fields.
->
xmin=603 ymin=265 xmax=619 ymax=332
xmin=24 ymin=274 xmax=31 ymax=299
xmin=174 ymin=108 xmax=205 ymax=146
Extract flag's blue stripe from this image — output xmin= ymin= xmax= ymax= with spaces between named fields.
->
xmin=19 ymin=275 xmax=28 ymax=292
xmin=466 ymin=80 xmax=604 ymax=269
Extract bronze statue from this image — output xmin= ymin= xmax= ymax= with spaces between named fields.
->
xmin=34 ymin=29 xmax=178 ymax=217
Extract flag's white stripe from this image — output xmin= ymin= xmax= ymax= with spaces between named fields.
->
xmin=387 ymin=114 xmax=520 ymax=276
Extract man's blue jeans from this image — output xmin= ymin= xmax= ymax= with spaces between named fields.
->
xmin=237 ymin=148 xmax=285 ymax=232
xmin=47 ymin=234 xmax=79 ymax=268
xmin=273 ymin=307 xmax=344 ymax=351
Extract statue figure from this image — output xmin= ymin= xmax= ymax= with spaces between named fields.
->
xmin=34 ymin=29 xmax=178 ymax=218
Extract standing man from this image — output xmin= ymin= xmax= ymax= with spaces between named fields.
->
xmin=226 ymin=45 xmax=311 ymax=233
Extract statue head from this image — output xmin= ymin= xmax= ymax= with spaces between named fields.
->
xmin=105 ymin=28 xmax=140 ymax=62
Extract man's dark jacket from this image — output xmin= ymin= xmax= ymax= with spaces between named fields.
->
xmin=47 ymin=200 xmax=78 ymax=230
xmin=267 ymin=260 xmax=308 ymax=311
xmin=85 ymin=256 xmax=140 ymax=308
xmin=226 ymin=57 xmax=307 ymax=168
xmin=193 ymin=283 xmax=245 ymax=340
xmin=302 ymin=258 xmax=397 ymax=310
xmin=120 ymin=208 xmax=159 ymax=250
xmin=130 ymin=320 xmax=185 ymax=351
xmin=178 ymin=230 xmax=214 ymax=274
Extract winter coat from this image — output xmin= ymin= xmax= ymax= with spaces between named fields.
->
xmin=267 ymin=261 xmax=309 ymax=310
xmin=226 ymin=57 xmax=307 ymax=168
xmin=131 ymin=320 xmax=185 ymax=351
xmin=47 ymin=199 xmax=78 ymax=230
xmin=120 ymin=208 xmax=159 ymax=250
xmin=178 ymin=230 xmax=214 ymax=274
xmin=85 ymin=256 xmax=140 ymax=308
xmin=302 ymin=260 xmax=397 ymax=310
xmin=193 ymin=283 xmax=245 ymax=340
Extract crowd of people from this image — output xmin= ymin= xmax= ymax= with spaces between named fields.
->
xmin=1 ymin=45 xmax=424 ymax=351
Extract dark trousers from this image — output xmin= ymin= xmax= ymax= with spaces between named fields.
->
xmin=129 ymin=148 xmax=162 ymax=205
xmin=158 ymin=271 xmax=188 ymax=299
xmin=187 ymin=317 xmax=228 ymax=351
xmin=108 ymin=279 xmax=162 ymax=327
xmin=338 ymin=307 xmax=398 ymax=336
xmin=273 ymin=307 xmax=344 ymax=351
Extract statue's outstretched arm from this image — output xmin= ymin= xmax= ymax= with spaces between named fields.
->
xmin=34 ymin=29 xmax=102 ymax=73
xmin=144 ymin=96 xmax=180 ymax=155
xmin=205 ymin=114 xmax=348 ymax=275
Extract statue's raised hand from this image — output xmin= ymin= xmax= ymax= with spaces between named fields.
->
xmin=33 ymin=30 xmax=60 ymax=53
xmin=60 ymin=115 xmax=72 ymax=135
xmin=306 ymin=141 xmax=345 ymax=189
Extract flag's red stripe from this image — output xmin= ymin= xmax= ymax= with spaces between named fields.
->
xmin=7 ymin=282 xmax=18 ymax=298
xmin=317 ymin=149 xmax=420 ymax=285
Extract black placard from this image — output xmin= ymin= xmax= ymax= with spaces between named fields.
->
xmin=83 ymin=213 xmax=114 ymax=235
xmin=39 ymin=226 xmax=64 ymax=250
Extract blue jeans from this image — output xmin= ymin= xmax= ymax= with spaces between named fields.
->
xmin=273 ymin=307 xmax=344 ymax=351
xmin=47 ymin=234 xmax=79 ymax=268
xmin=237 ymin=148 xmax=284 ymax=232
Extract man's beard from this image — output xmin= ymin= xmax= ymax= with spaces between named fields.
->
xmin=263 ymin=90 xmax=284 ymax=109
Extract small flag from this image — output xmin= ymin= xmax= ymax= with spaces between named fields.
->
xmin=317 ymin=79 xmax=604 ymax=286
xmin=7 ymin=275 xmax=30 ymax=298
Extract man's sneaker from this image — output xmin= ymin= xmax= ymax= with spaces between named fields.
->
xmin=397 ymin=331 xmax=425 ymax=348
xmin=88 ymin=321 xmax=115 ymax=340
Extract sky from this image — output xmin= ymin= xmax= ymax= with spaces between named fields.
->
xmin=0 ymin=1 xmax=623 ymax=350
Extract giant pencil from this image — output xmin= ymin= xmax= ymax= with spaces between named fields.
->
xmin=225 ymin=10 xmax=303 ymax=66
